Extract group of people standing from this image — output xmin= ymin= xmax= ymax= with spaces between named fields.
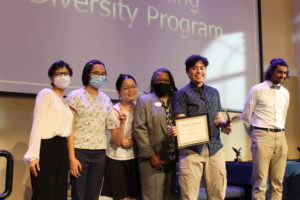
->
xmin=23 ymin=54 xmax=290 ymax=200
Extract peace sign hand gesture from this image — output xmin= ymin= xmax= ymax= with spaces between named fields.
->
xmin=113 ymin=107 xmax=127 ymax=125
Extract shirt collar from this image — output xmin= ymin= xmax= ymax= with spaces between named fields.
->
xmin=266 ymin=80 xmax=281 ymax=89
xmin=189 ymin=82 xmax=205 ymax=92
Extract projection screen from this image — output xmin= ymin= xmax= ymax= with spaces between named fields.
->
xmin=0 ymin=0 xmax=261 ymax=110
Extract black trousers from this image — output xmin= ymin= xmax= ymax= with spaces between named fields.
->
xmin=30 ymin=136 xmax=69 ymax=200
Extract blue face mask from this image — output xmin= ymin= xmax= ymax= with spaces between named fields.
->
xmin=90 ymin=75 xmax=106 ymax=88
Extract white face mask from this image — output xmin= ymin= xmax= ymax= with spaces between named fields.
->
xmin=53 ymin=75 xmax=71 ymax=89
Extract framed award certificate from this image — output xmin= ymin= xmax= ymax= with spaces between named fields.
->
xmin=175 ymin=113 xmax=211 ymax=148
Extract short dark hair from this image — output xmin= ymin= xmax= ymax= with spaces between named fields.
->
xmin=48 ymin=60 xmax=73 ymax=77
xmin=149 ymin=68 xmax=177 ymax=95
xmin=116 ymin=74 xmax=137 ymax=91
xmin=82 ymin=59 xmax=106 ymax=86
xmin=264 ymin=58 xmax=289 ymax=80
xmin=185 ymin=55 xmax=209 ymax=72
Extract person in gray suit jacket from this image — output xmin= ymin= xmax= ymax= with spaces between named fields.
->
xmin=133 ymin=68 xmax=178 ymax=200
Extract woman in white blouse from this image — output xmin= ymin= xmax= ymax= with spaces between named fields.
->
xmin=24 ymin=60 xmax=73 ymax=200
xmin=101 ymin=74 xmax=140 ymax=200
xmin=66 ymin=60 xmax=116 ymax=200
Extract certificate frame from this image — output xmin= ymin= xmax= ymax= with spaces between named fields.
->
xmin=175 ymin=113 xmax=211 ymax=148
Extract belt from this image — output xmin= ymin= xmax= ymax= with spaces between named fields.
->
xmin=253 ymin=126 xmax=285 ymax=132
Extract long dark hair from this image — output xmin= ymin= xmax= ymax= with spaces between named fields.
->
xmin=149 ymin=68 xmax=177 ymax=96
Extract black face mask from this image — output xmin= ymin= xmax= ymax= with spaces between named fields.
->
xmin=152 ymin=83 xmax=172 ymax=97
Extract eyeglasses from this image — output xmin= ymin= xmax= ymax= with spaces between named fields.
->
xmin=90 ymin=71 xmax=106 ymax=76
xmin=53 ymin=72 xmax=70 ymax=77
xmin=121 ymin=85 xmax=137 ymax=91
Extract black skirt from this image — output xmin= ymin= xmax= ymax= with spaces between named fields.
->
xmin=101 ymin=156 xmax=141 ymax=198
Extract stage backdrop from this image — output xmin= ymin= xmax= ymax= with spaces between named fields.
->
xmin=0 ymin=0 xmax=261 ymax=110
